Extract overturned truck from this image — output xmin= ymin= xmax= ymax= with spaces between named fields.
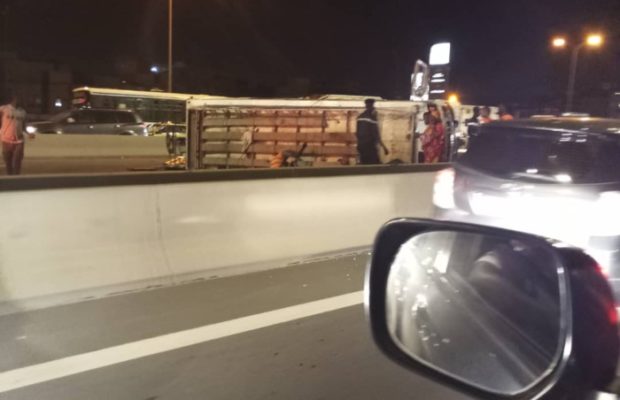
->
xmin=185 ymin=97 xmax=469 ymax=170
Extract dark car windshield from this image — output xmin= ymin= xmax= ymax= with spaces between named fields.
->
xmin=460 ymin=128 xmax=620 ymax=184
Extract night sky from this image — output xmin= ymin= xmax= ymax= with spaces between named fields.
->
xmin=3 ymin=0 xmax=620 ymax=104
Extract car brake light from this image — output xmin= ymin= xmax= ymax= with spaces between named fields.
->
xmin=609 ymin=307 xmax=618 ymax=326
xmin=433 ymin=168 xmax=455 ymax=209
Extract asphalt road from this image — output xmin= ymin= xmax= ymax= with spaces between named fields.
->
xmin=0 ymin=252 xmax=471 ymax=400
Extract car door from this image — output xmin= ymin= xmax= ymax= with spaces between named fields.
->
xmin=90 ymin=110 xmax=120 ymax=134
xmin=114 ymin=111 xmax=140 ymax=134
xmin=60 ymin=110 xmax=95 ymax=134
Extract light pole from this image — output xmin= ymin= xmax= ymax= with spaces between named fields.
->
xmin=168 ymin=0 xmax=173 ymax=92
xmin=552 ymin=34 xmax=604 ymax=112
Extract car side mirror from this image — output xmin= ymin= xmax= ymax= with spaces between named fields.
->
xmin=66 ymin=117 xmax=76 ymax=124
xmin=366 ymin=219 xmax=620 ymax=399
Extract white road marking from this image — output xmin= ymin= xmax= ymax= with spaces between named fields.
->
xmin=0 ymin=291 xmax=364 ymax=394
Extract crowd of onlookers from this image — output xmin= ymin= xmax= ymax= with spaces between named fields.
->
xmin=355 ymin=99 xmax=516 ymax=166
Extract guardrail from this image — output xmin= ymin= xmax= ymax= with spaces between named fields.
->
xmin=0 ymin=164 xmax=445 ymax=314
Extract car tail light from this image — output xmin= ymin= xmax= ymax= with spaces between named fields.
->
xmin=433 ymin=168 xmax=456 ymax=209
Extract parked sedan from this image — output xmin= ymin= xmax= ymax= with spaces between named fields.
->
xmin=27 ymin=109 xmax=148 ymax=136
xmin=433 ymin=117 xmax=620 ymax=302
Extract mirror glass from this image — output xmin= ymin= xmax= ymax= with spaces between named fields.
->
xmin=386 ymin=230 xmax=562 ymax=395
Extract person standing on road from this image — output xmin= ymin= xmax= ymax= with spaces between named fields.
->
xmin=498 ymin=104 xmax=514 ymax=121
xmin=0 ymin=94 xmax=33 ymax=175
xmin=356 ymin=99 xmax=389 ymax=165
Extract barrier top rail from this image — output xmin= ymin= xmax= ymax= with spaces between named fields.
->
xmin=0 ymin=164 xmax=448 ymax=192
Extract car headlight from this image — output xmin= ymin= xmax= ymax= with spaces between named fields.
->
xmin=26 ymin=126 xmax=37 ymax=134
xmin=432 ymin=168 xmax=456 ymax=209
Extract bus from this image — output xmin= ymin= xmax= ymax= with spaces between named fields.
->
xmin=72 ymin=87 xmax=223 ymax=124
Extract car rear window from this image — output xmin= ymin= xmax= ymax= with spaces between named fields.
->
xmin=460 ymin=128 xmax=620 ymax=184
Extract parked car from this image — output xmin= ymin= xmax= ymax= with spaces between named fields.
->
xmin=433 ymin=117 xmax=620 ymax=302
xmin=26 ymin=109 xmax=148 ymax=136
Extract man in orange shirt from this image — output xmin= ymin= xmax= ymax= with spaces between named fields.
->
xmin=0 ymin=94 xmax=34 ymax=175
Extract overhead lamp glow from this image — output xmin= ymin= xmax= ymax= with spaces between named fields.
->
xmin=552 ymin=37 xmax=567 ymax=48
xmin=429 ymin=42 xmax=451 ymax=66
xmin=586 ymin=34 xmax=603 ymax=47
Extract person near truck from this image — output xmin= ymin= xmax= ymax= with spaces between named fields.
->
xmin=479 ymin=106 xmax=493 ymax=124
xmin=498 ymin=104 xmax=514 ymax=121
xmin=421 ymin=106 xmax=445 ymax=164
xmin=0 ymin=93 xmax=33 ymax=175
xmin=466 ymin=106 xmax=481 ymax=125
xmin=356 ymin=99 xmax=389 ymax=165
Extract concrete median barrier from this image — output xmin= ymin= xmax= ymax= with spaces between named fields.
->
xmin=0 ymin=165 xmax=443 ymax=313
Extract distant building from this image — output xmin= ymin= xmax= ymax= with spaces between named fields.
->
xmin=0 ymin=52 xmax=73 ymax=116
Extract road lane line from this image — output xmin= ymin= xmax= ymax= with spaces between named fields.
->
xmin=0 ymin=291 xmax=364 ymax=393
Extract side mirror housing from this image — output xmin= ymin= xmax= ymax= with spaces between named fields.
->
xmin=366 ymin=219 xmax=619 ymax=399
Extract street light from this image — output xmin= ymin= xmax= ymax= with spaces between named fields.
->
xmin=553 ymin=33 xmax=605 ymax=112
xmin=552 ymin=37 xmax=567 ymax=48
xmin=586 ymin=34 xmax=604 ymax=47
xmin=168 ymin=0 xmax=173 ymax=92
